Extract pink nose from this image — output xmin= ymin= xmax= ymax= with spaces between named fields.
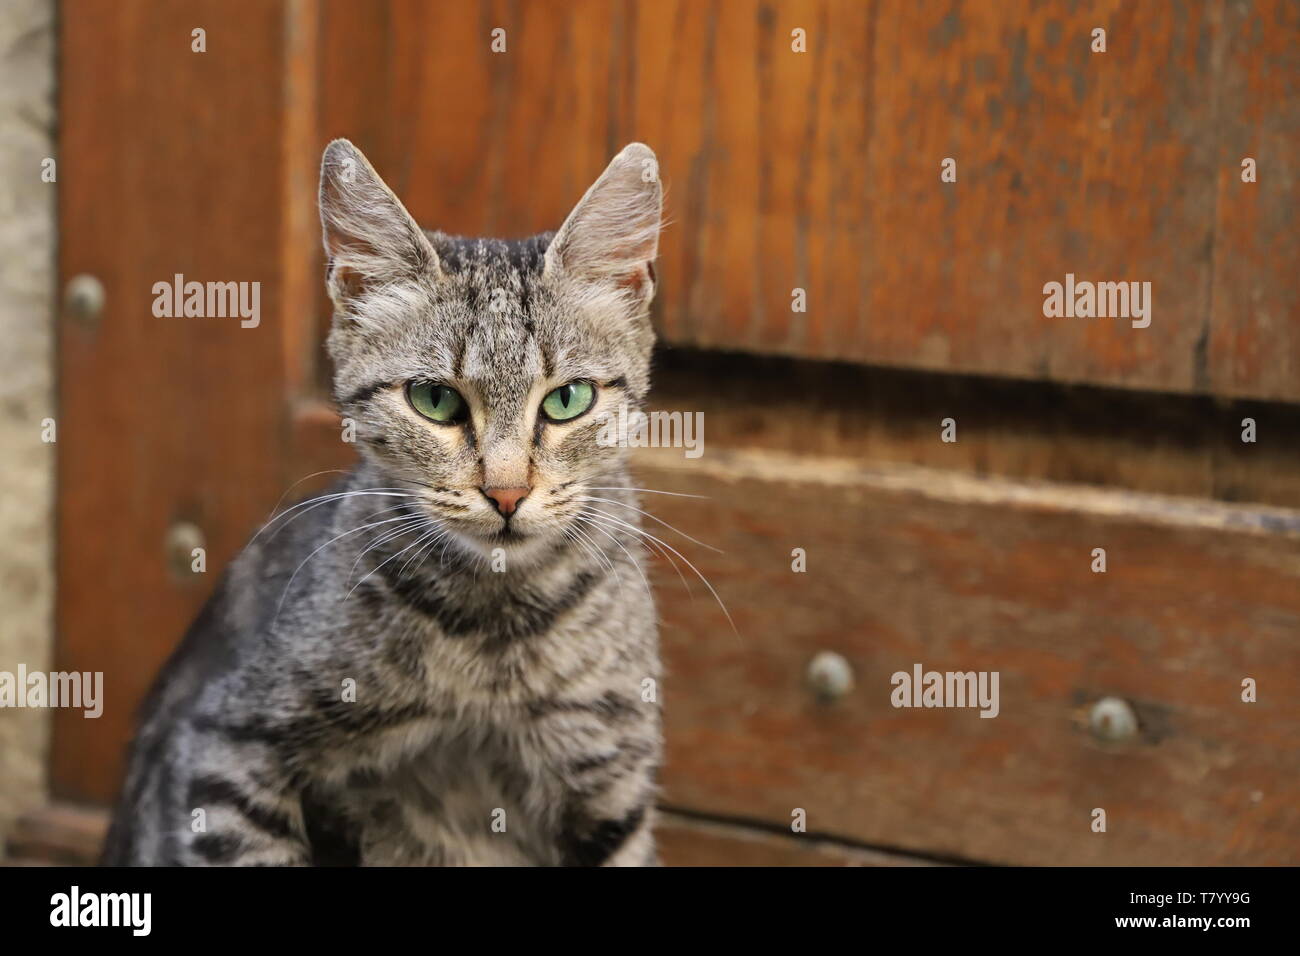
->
xmin=482 ymin=486 xmax=530 ymax=516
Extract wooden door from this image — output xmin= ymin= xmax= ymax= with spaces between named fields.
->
xmin=49 ymin=0 xmax=1300 ymax=865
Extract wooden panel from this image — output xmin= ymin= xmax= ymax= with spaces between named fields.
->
xmin=54 ymin=0 xmax=296 ymax=803
xmin=848 ymin=0 xmax=1215 ymax=391
xmin=1207 ymin=0 xmax=1300 ymax=400
xmin=4 ymin=805 xmax=106 ymax=867
xmin=309 ymin=0 xmax=1299 ymax=400
xmin=635 ymin=449 xmax=1300 ymax=865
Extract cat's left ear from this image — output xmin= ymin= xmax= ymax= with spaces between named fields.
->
xmin=544 ymin=143 xmax=663 ymax=309
xmin=319 ymin=139 xmax=441 ymax=312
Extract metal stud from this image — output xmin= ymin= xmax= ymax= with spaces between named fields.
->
xmin=807 ymin=651 xmax=854 ymax=702
xmin=165 ymin=522 xmax=206 ymax=578
xmin=64 ymin=273 xmax=105 ymax=322
xmin=1088 ymin=696 xmax=1139 ymax=742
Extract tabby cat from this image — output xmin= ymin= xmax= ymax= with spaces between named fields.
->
xmin=101 ymin=140 xmax=665 ymax=866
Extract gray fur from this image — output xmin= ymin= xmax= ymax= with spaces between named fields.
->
xmin=102 ymin=141 xmax=664 ymax=866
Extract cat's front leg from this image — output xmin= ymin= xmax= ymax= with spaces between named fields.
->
xmin=557 ymin=792 xmax=658 ymax=867
xmin=180 ymin=763 xmax=312 ymax=866
xmin=555 ymin=742 xmax=660 ymax=867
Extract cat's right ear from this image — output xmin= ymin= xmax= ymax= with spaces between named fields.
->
xmin=318 ymin=139 xmax=441 ymax=312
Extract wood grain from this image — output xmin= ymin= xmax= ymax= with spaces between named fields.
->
xmin=55 ymin=0 xmax=294 ymax=803
xmin=635 ymin=449 xmax=1300 ymax=865
xmin=1206 ymin=0 xmax=1300 ymax=401
xmin=306 ymin=0 xmax=1299 ymax=399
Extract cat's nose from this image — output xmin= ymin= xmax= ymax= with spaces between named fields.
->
xmin=482 ymin=486 xmax=531 ymax=516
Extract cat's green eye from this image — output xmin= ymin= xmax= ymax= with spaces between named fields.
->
xmin=406 ymin=382 xmax=467 ymax=424
xmin=540 ymin=381 xmax=596 ymax=422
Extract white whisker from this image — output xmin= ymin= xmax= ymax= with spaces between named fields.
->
xmin=578 ymin=508 xmax=736 ymax=634
xmin=250 ymin=489 xmax=422 ymax=548
xmin=585 ymin=486 xmax=708 ymax=500
xmin=401 ymin=527 xmax=452 ymax=578
xmin=274 ymin=514 xmax=424 ymax=622
xmin=575 ymin=495 xmax=722 ymax=553
xmin=564 ymin=526 xmax=622 ymax=596
xmin=345 ymin=521 xmax=444 ymax=602
xmin=264 ymin=470 xmax=351 ymax=521
xmin=577 ymin=519 xmax=651 ymax=602
xmin=346 ymin=515 xmax=429 ymax=581
xmin=580 ymin=509 xmax=691 ymax=597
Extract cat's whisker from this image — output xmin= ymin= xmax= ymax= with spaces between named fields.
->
xmin=251 ymin=489 xmax=423 ymax=548
xmin=269 ymin=487 xmax=423 ymax=522
xmin=393 ymin=522 xmax=450 ymax=579
xmin=264 ymin=469 xmax=352 ymax=521
xmin=345 ymin=521 xmax=444 ymax=601
xmin=346 ymin=515 xmax=430 ymax=583
xmin=575 ymin=495 xmax=722 ymax=553
xmin=349 ymin=506 xmax=428 ymax=551
xmin=566 ymin=524 xmax=608 ymax=570
xmin=401 ymin=526 xmax=453 ymax=579
xmin=563 ymin=526 xmax=621 ymax=596
xmin=584 ymin=486 xmax=709 ymax=500
xmin=578 ymin=508 xmax=692 ymax=598
xmin=566 ymin=522 xmax=592 ymax=561
xmin=576 ymin=519 xmax=651 ymax=602
xmin=578 ymin=509 xmax=686 ymax=594
xmin=569 ymin=521 xmax=620 ymax=582
xmin=274 ymin=514 xmax=426 ymax=622
xmin=352 ymin=502 xmax=426 ymax=539
xmin=578 ymin=509 xmax=736 ymax=635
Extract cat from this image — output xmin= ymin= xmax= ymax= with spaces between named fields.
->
xmin=100 ymin=139 xmax=665 ymax=866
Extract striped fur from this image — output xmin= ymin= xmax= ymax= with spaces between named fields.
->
xmin=101 ymin=141 xmax=664 ymax=866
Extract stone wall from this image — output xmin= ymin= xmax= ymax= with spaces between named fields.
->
xmin=0 ymin=0 xmax=56 ymax=856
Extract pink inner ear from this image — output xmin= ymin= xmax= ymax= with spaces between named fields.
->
xmin=330 ymin=260 xmax=366 ymax=300
xmin=614 ymin=263 xmax=652 ymax=297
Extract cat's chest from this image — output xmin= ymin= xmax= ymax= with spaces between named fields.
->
xmin=334 ymin=723 xmax=566 ymax=866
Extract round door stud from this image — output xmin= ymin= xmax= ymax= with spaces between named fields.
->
xmin=807 ymin=651 xmax=854 ymax=702
xmin=165 ymin=521 xmax=206 ymax=578
xmin=64 ymin=273 xmax=105 ymax=322
xmin=1089 ymin=696 xmax=1139 ymax=742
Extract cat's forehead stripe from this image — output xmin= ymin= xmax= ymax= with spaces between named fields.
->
xmin=427 ymin=231 xmax=552 ymax=274
xmin=461 ymin=320 xmax=545 ymax=397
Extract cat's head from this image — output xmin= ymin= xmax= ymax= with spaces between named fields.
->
xmin=318 ymin=139 xmax=662 ymax=562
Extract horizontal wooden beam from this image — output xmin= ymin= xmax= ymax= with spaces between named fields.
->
xmin=650 ymin=348 xmax=1300 ymax=511
xmin=656 ymin=810 xmax=945 ymax=866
